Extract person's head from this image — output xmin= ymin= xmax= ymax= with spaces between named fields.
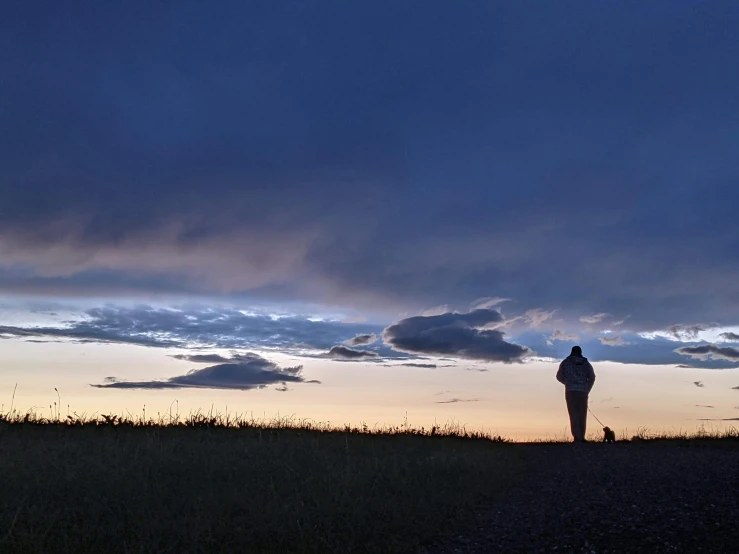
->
xmin=571 ymin=345 xmax=583 ymax=356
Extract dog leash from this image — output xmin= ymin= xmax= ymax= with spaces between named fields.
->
xmin=587 ymin=405 xmax=606 ymax=428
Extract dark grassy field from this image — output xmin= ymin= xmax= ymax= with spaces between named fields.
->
xmin=425 ymin=439 xmax=739 ymax=553
xmin=0 ymin=412 xmax=526 ymax=554
xmin=1 ymin=412 xmax=736 ymax=553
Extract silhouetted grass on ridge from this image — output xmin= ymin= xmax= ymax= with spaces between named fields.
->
xmin=0 ymin=405 xmax=737 ymax=553
xmin=0 ymin=406 xmax=510 ymax=441
xmin=0 ymin=407 xmax=520 ymax=554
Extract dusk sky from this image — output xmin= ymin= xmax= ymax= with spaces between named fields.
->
xmin=1 ymin=2 xmax=738 ymax=438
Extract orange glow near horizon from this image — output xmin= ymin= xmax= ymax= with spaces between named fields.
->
xmin=1 ymin=339 xmax=737 ymax=442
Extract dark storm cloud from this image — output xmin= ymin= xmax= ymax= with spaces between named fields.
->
xmin=344 ymin=333 xmax=378 ymax=346
xmin=380 ymin=362 xmax=444 ymax=369
xmin=172 ymin=353 xmax=258 ymax=364
xmin=319 ymin=345 xmax=379 ymax=360
xmin=1 ymin=2 xmax=739 ymax=335
xmin=599 ymin=334 xmax=628 ymax=346
xmin=92 ymin=353 xmax=315 ymax=391
xmin=0 ymin=305 xmax=384 ymax=351
xmin=382 ymin=309 xmax=531 ymax=363
xmin=435 ymin=398 xmax=479 ymax=404
xmin=676 ymin=345 xmax=739 ymax=362
xmin=172 ymin=354 xmax=232 ymax=364
xmin=666 ymin=324 xmax=714 ymax=341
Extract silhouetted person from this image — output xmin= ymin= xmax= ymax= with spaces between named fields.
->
xmin=556 ymin=345 xmax=595 ymax=442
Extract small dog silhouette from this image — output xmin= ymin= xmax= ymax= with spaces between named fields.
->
xmin=602 ymin=426 xmax=616 ymax=443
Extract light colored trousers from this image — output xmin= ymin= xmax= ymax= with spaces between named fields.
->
xmin=565 ymin=391 xmax=589 ymax=442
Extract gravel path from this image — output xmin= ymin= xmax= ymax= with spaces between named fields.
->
xmin=426 ymin=442 xmax=739 ymax=554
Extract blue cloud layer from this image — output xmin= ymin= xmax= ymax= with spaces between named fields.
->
xmin=0 ymin=305 xmax=385 ymax=351
xmin=3 ymin=304 xmax=736 ymax=370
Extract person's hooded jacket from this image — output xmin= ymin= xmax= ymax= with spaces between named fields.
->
xmin=556 ymin=354 xmax=595 ymax=393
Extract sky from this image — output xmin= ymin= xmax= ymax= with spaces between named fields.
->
xmin=1 ymin=1 xmax=738 ymax=439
